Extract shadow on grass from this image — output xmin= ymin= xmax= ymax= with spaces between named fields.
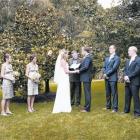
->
xmin=12 ymin=92 xmax=56 ymax=103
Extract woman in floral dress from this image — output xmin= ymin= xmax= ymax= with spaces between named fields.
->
xmin=1 ymin=53 xmax=15 ymax=116
xmin=26 ymin=54 xmax=41 ymax=113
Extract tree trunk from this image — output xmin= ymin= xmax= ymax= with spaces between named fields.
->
xmin=45 ymin=79 xmax=50 ymax=93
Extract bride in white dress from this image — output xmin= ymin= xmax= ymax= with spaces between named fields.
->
xmin=52 ymin=49 xmax=77 ymax=113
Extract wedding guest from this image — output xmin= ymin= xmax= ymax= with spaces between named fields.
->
xmin=77 ymin=47 xmax=93 ymax=112
xmin=123 ymin=46 xmax=140 ymax=118
xmin=26 ymin=54 xmax=41 ymax=113
xmin=103 ymin=45 xmax=120 ymax=112
xmin=69 ymin=50 xmax=81 ymax=106
xmin=1 ymin=53 xmax=15 ymax=116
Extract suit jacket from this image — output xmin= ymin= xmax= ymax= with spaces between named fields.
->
xmin=124 ymin=56 xmax=140 ymax=86
xmin=79 ymin=54 xmax=93 ymax=82
xmin=103 ymin=54 xmax=120 ymax=82
xmin=69 ymin=58 xmax=81 ymax=82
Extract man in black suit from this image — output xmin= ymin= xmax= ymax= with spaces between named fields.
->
xmin=76 ymin=47 xmax=93 ymax=112
xmin=103 ymin=45 xmax=120 ymax=112
xmin=69 ymin=51 xmax=81 ymax=106
xmin=123 ymin=46 xmax=140 ymax=118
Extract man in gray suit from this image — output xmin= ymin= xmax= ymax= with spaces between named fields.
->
xmin=69 ymin=51 xmax=81 ymax=106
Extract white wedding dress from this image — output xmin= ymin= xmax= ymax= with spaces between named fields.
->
xmin=52 ymin=53 xmax=72 ymax=113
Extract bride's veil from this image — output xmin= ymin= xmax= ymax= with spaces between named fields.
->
xmin=54 ymin=49 xmax=65 ymax=84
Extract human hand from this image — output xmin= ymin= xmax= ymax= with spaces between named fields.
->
xmin=124 ymin=76 xmax=129 ymax=81
xmin=103 ymin=74 xmax=106 ymax=79
xmin=76 ymin=70 xmax=80 ymax=73
xmin=124 ymin=76 xmax=130 ymax=83
xmin=103 ymin=74 xmax=109 ymax=79
xmin=38 ymin=73 xmax=41 ymax=79
xmin=30 ymin=77 xmax=35 ymax=82
xmin=10 ymin=77 xmax=15 ymax=83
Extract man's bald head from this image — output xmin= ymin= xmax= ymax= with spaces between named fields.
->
xmin=128 ymin=46 xmax=138 ymax=57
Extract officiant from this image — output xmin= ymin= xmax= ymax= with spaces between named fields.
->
xmin=69 ymin=50 xmax=81 ymax=106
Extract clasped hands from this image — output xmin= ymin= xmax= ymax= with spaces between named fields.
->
xmin=72 ymin=69 xmax=80 ymax=74
xmin=75 ymin=70 xmax=80 ymax=73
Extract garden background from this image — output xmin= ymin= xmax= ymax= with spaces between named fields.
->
xmin=0 ymin=0 xmax=140 ymax=140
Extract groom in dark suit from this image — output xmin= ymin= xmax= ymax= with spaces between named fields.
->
xmin=69 ymin=51 xmax=81 ymax=106
xmin=123 ymin=46 xmax=140 ymax=118
xmin=103 ymin=45 xmax=120 ymax=112
xmin=77 ymin=47 xmax=93 ymax=112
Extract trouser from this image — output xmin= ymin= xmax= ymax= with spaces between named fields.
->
xmin=83 ymin=82 xmax=91 ymax=112
xmin=70 ymin=82 xmax=81 ymax=105
xmin=105 ymin=81 xmax=118 ymax=111
xmin=124 ymin=84 xmax=140 ymax=115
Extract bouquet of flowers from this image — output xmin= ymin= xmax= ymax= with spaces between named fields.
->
xmin=13 ymin=71 xmax=20 ymax=80
xmin=31 ymin=73 xmax=41 ymax=83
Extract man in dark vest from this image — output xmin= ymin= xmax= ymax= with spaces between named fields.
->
xmin=123 ymin=46 xmax=140 ymax=118
xmin=69 ymin=50 xmax=81 ymax=106
xmin=103 ymin=45 xmax=120 ymax=112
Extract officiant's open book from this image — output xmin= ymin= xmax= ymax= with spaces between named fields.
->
xmin=70 ymin=63 xmax=80 ymax=70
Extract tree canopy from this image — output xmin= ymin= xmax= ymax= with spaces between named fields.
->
xmin=0 ymin=0 xmax=139 ymax=95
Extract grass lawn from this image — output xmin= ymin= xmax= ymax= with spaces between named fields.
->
xmin=0 ymin=80 xmax=140 ymax=140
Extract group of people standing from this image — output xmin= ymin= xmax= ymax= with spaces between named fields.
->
xmin=52 ymin=47 xmax=93 ymax=113
xmin=103 ymin=45 xmax=140 ymax=118
xmin=1 ymin=53 xmax=40 ymax=116
xmin=65 ymin=45 xmax=140 ymax=118
xmin=0 ymin=45 xmax=140 ymax=118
